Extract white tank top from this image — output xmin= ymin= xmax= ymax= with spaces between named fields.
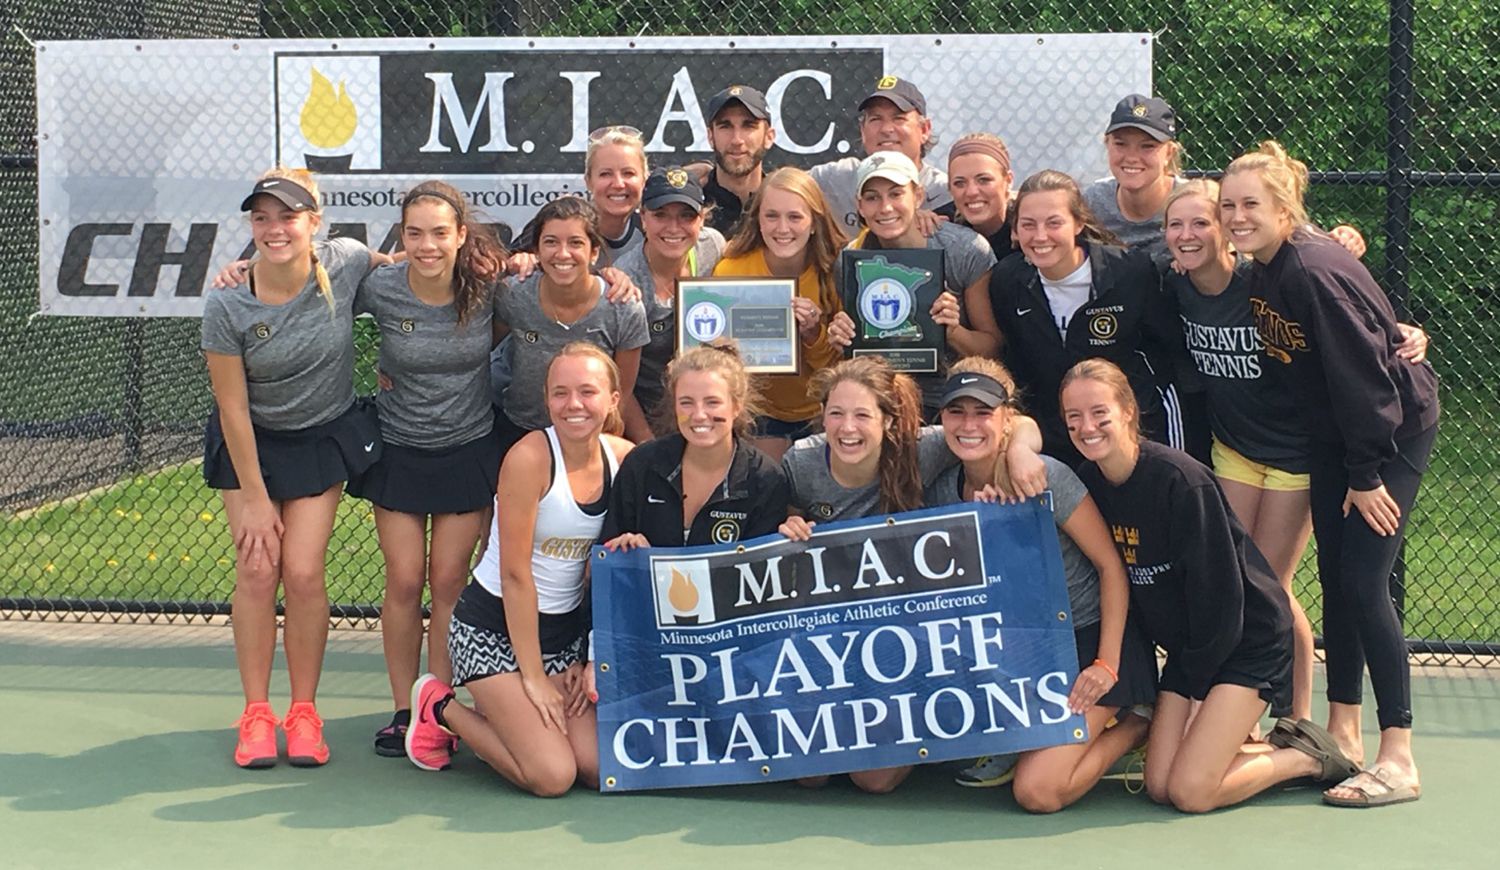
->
xmin=474 ymin=427 xmax=619 ymax=612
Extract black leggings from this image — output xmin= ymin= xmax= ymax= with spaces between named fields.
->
xmin=1309 ymin=423 xmax=1437 ymax=730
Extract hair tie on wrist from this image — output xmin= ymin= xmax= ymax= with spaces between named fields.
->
xmin=1092 ymin=658 xmax=1119 ymax=681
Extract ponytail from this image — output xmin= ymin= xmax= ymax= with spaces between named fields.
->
xmin=309 ymin=247 xmax=334 ymax=316
xmin=1224 ymin=140 xmax=1310 ymax=228
xmin=876 ymin=372 xmax=924 ymax=513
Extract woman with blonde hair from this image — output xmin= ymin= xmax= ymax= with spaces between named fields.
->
xmin=716 ymin=167 xmax=848 ymax=459
xmin=602 ymin=344 xmax=788 ymax=551
xmin=1222 ymin=141 xmax=1439 ymax=808
xmin=928 ymin=356 xmax=1155 ymax=808
xmin=201 ymin=167 xmax=387 ymax=767
xmin=403 ymin=343 xmax=634 ymax=794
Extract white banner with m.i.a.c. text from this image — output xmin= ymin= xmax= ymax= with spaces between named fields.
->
xmin=34 ymin=33 xmax=1149 ymax=316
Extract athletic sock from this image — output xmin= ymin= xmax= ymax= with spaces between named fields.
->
xmin=433 ymin=697 xmax=451 ymax=730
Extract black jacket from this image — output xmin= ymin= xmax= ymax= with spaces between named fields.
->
xmin=1249 ymin=230 xmax=1440 ymax=490
xmin=1078 ymin=442 xmax=1292 ymax=700
xmin=990 ymin=240 xmax=1188 ymax=463
xmin=601 ymin=433 xmax=789 ymax=547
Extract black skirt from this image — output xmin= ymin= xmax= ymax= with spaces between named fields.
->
xmin=203 ymin=399 xmax=382 ymax=501
xmin=346 ymin=426 xmax=500 ymax=515
xmin=1075 ymin=616 xmax=1159 ymax=710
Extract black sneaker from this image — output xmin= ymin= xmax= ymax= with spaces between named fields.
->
xmin=374 ymin=709 xmax=411 ymax=757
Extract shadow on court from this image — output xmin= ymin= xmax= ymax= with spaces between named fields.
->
xmin=3 ymin=620 xmax=1499 ymax=869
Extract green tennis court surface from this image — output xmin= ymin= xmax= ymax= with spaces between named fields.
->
xmin=3 ymin=619 xmax=1496 ymax=870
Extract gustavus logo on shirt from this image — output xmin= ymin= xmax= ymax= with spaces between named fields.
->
xmin=400 ymin=318 xmax=415 ymax=333
xmin=651 ymin=320 xmax=667 ymax=333
xmin=252 ymin=323 xmax=272 ymax=340
xmin=811 ymin=502 xmax=835 ymax=520
xmin=1088 ymin=312 xmax=1118 ymax=343
xmin=1249 ymin=298 xmax=1308 ymax=364
xmin=524 ymin=330 xmax=540 ymax=343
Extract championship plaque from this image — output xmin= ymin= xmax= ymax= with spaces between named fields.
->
xmin=840 ymin=248 xmax=947 ymax=373
xmin=675 ymin=277 xmax=800 ymax=374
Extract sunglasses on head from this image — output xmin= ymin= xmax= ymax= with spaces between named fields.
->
xmin=588 ymin=125 xmax=644 ymax=143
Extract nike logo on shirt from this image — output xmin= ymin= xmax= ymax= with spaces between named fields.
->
xmin=647 ymin=495 xmax=666 ymax=504
xmin=363 ymin=442 xmax=375 ymax=452
xmin=1017 ymin=308 xmax=1032 ymax=316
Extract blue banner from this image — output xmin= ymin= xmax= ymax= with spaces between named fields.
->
xmin=591 ymin=499 xmax=1086 ymax=792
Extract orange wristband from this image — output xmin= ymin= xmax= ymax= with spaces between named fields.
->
xmin=1092 ymin=658 xmax=1119 ymax=681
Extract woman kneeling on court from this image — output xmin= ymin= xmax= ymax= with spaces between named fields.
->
xmin=404 ymin=344 xmax=633 ymax=795
xmin=928 ymin=357 xmax=1156 ymax=811
xmin=1061 ymin=359 xmax=1358 ymax=812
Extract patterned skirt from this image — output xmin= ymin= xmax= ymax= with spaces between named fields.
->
xmin=447 ymin=613 xmax=586 ymax=686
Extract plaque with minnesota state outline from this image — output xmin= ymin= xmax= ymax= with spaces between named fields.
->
xmin=841 ymin=248 xmax=946 ymax=373
xmin=675 ymin=277 xmax=799 ymax=374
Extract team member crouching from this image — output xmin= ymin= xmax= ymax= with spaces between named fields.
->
xmin=1061 ymin=359 xmax=1358 ymax=812
xmin=778 ymin=356 xmax=1046 ymax=793
xmin=928 ymin=358 xmax=1155 ymax=809
xmin=404 ymin=344 xmax=633 ymax=795
xmin=346 ymin=181 xmax=509 ymax=756
xmin=602 ymin=344 xmax=788 ymax=551
xmin=201 ymin=168 xmax=386 ymax=768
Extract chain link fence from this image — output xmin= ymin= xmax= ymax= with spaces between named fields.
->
xmin=2 ymin=2 xmax=1496 ymax=658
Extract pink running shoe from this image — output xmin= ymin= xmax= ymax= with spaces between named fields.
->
xmin=283 ymin=701 xmax=330 ymax=767
xmin=407 ymin=673 xmax=455 ymax=771
xmin=234 ymin=701 xmax=280 ymax=769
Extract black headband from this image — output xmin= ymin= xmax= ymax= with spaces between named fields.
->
xmin=402 ymin=188 xmax=465 ymax=217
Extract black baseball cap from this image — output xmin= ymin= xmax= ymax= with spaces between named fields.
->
xmin=707 ymin=85 xmax=769 ymax=122
xmin=859 ymin=75 xmax=927 ymax=115
xmin=240 ymin=176 xmax=318 ymax=212
xmin=940 ymin=372 xmax=1011 ymax=410
xmin=1104 ymin=94 xmax=1178 ymax=142
xmin=641 ymin=168 xmax=706 ymax=213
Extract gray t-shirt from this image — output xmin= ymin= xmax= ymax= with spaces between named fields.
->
xmin=200 ymin=237 xmax=370 ymax=430
xmin=1082 ymin=177 xmax=1184 ymax=263
xmin=615 ymin=228 xmax=727 ymax=415
xmin=496 ymin=272 xmax=651 ymax=431
xmin=783 ymin=426 xmax=955 ymax=522
xmin=810 ymin=156 xmax=953 ymax=233
xmin=355 ymin=263 xmax=505 ymax=449
xmin=924 ymin=454 xmax=1102 ymax=627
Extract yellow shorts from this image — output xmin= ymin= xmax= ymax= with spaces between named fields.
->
xmin=1212 ymin=440 xmax=1310 ymax=493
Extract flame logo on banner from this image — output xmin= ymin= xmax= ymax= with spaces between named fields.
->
xmin=668 ymin=567 xmax=701 ymax=614
xmin=300 ymin=67 xmax=357 ymax=149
